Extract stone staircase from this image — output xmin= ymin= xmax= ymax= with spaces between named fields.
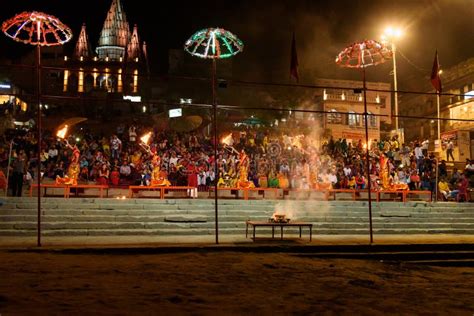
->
xmin=1 ymin=198 xmax=474 ymax=236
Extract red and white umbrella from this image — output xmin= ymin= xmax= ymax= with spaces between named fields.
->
xmin=2 ymin=11 xmax=72 ymax=46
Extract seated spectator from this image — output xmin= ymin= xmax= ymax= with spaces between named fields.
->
xmin=0 ymin=170 xmax=6 ymax=191
xmin=79 ymin=166 xmax=89 ymax=182
xmin=457 ymin=173 xmax=469 ymax=202
xmin=119 ymin=161 xmax=131 ymax=180
xmin=348 ymin=176 xmax=356 ymax=189
xmin=409 ymin=171 xmax=420 ymax=190
xmin=465 ymin=160 xmax=474 ymax=177
xmin=438 ymin=177 xmax=452 ymax=200
xmin=110 ymin=167 xmax=120 ymax=186
xmin=355 ymin=173 xmax=365 ymax=189
xmin=450 ymin=168 xmax=461 ymax=186
xmin=96 ymin=163 xmax=109 ymax=185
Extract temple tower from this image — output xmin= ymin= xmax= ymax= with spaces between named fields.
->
xmin=96 ymin=0 xmax=130 ymax=61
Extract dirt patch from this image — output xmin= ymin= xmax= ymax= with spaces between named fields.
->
xmin=0 ymin=251 xmax=473 ymax=314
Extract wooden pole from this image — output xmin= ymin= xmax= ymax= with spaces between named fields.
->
xmin=36 ymin=43 xmax=42 ymax=247
xmin=212 ymin=58 xmax=219 ymax=244
xmin=5 ymin=140 xmax=13 ymax=197
xmin=363 ymin=66 xmax=374 ymax=244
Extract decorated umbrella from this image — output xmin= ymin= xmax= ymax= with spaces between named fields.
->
xmin=241 ymin=116 xmax=266 ymax=126
xmin=184 ymin=28 xmax=243 ymax=244
xmin=2 ymin=11 xmax=72 ymax=247
xmin=336 ymin=39 xmax=392 ymax=244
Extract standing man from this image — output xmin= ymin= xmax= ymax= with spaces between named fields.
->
xmin=414 ymin=143 xmax=424 ymax=172
xmin=11 ymin=150 xmax=27 ymax=197
xmin=110 ymin=134 xmax=122 ymax=160
xmin=446 ymin=140 xmax=455 ymax=162
xmin=422 ymin=138 xmax=430 ymax=157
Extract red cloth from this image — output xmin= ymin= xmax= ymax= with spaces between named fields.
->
xmin=110 ymin=170 xmax=120 ymax=186
xmin=430 ymin=50 xmax=442 ymax=92
xmin=96 ymin=177 xmax=108 ymax=185
xmin=290 ymin=32 xmax=299 ymax=82
xmin=187 ymin=165 xmax=198 ymax=187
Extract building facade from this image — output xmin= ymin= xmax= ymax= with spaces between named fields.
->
xmin=400 ymin=57 xmax=474 ymax=160
xmin=314 ymin=79 xmax=392 ymax=144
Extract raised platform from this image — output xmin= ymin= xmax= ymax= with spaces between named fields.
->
xmin=1 ymin=198 xmax=474 ymax=238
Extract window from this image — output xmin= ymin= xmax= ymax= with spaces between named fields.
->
xmin=348 ymin=111 xmax=359 ymax=126
xmin=327 ymin=109 xmax=342 ymax=124
xmin=367 ymin=112 xmax=377 ymax=127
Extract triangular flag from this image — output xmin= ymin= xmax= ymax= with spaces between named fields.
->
xmin=430 ymin=50 xmax=442 ymax=93
xmin=290 ymin=32 xmax=299 ymax=82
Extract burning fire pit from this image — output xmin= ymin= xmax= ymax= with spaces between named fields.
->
xmin=270 ymin=214 xmax=291 ymax=223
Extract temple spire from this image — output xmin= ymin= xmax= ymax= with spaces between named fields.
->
xmin=127 ymin=24 xmax=141 ymax=61
xmin=74 ymin=23 xmax=92 ymax=59
xmin=96 ymin=0 xmax=130 ymax=60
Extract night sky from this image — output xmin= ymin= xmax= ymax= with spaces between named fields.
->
xmin=0 ymin=0 xmax=473 ymax=87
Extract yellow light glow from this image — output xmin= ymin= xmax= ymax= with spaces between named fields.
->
xmin=133 ymin=69 xmax=138 ymax=93
xmin=92 ymin=68 xmax=98 ymax=88
xmin=118 ymin=68 xmax=123 ymax=93
xmin=382 ymin=26 xmax=403 ymax=41
xmin=63 ymin=69 xmax=69 ymax=92
xmin=78 ymin=68 xmax=84 ymax=93
xmin=57 ymin=125 xmax=69 ymax=139
xmin=140 ymin=132 xmax=152 ymax=145
xmin=105 ymin=68 xmax=110 ymax=88
xmin=221 ymin=133 xmax=233 ymax=146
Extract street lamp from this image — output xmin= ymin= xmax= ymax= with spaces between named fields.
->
xmin=381 ymin=27 xmax=403 ymax=133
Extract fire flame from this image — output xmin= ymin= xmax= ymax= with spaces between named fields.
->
xmin=140 ymin=132 xmax=152 ymax=145
xmin=221 ymin=133 xmax=233 ymax=146
xmin=56 ymin=125 xmax=69 ymax=139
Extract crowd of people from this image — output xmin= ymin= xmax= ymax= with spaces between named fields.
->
xmin=0 ymin=123 xmax=472 ymax=201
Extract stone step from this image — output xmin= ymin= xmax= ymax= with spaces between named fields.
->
xmin=4 ymin=213 xmax=474 ymax=225
xmin=2 ymin=227 xmax=474 ymax=237
xmin=3 ymin=221 xmax=474 ymax=231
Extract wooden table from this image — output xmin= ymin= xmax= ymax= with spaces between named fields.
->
xmin=29 ymin=184 xmax=69 ymax=198
xmin=68 ymin=184 xmax=109 ymax=198
xmin=245 ymin=220 xmax=313 ymax=241
xmin=129 ymin=185 xmax=196 ymax=199
xmin=405 ymin=190 xmax=432 ymax=202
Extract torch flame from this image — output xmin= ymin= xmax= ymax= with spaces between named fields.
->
xmin=221 ymin=133 xmax=233 ymax=146
xmin=56 ymin=125 xmax=69 ymax=139
xmin=140 ymin=132 xmax=152 ymax=145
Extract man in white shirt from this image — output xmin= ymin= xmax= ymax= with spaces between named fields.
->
xmin=414 ymin=143 xmax=424 ymax=171
xmin=48 ymin=147 xmax=58 ymax=162
xmin=446 ymin=140 xmax=455 ymax=161
xmin=421 ymin=139 xmax=429 ymax=157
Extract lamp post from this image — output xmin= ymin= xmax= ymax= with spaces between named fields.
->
xmin=381 ymin=27 xmax=403 ymax=133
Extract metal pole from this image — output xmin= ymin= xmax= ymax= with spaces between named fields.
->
xmin=36 ymin=44 xmax=42 ymax=247
xmin=5 ymin=140 xmax=13 ymax=197
xmin=363 ymin=66 xmax=374 ymax=244
xmin=212 ymin=58 xmax=219 ymax=244
xmin=435 ymin=158 xmax=438 ymax=202
xmin=436 ymin=93 xmax=441 ymax=140
xmin=392 ymin=42 xmax=399 ymax=133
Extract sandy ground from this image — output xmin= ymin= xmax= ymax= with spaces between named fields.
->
xmin=3 ymin=234 xmax=474 ymax=248
xmin=1 ymin=250 xmax=474 ymax=315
